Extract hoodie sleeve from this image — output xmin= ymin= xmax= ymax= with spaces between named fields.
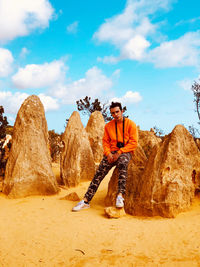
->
xmin=102 ymin=124 xmax=112 ymax=156
xmin=117 ymin=120 xmax=138 ymax=154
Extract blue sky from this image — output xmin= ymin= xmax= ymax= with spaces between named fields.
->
xmin=0 ymin=0 xmax=200 ymax=134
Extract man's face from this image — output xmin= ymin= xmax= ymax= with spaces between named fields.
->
xmin=110 ymin=107 xmax=123 ymax=121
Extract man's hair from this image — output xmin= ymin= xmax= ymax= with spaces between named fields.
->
xmin=109 ymin=102 xmax=122 ymax=111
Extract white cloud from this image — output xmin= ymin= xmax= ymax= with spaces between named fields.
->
xmin=12 ymin=60 xmax=67 ymax=89
xmin=97 ymin=55 xmax=120 ymax=64
xmin=177 ymin=79 xmax=193 ymax=91
xmin=175 ymin=16 xmax=200 ymax=27
xmin=0 ymin=0 xmax=54 ymax=43
xmin=112 ymin=69 xmax=121 ymax=77
xmin=66 ymin=21 xmax=79 ymax=34
xmin=177 ymin=74 xmax=200 ymax=91
xmin=0 ymin=91 xmax=59 ymax=114
xmin=93 ymin=2 xmax=135 ymax=46
xmin=147 ymin=31 xmax=200 ymax=68
xmin=94 ymin=0 xmax=173 ymax=62
xmin=0 ymin=48 xmax=14 ymax=77
xmin=19 ymin=47 xmax=29 ymax=58
xmin=0 ymin=91 xmax=29 ymax=113
xmin=111 ymin=90 xmax=142 ymax=104
xmin=38 ymin=93 xmax=59 ymax=111
xmin=98 ymin=34 xmax=150 ymax=63
xmin=121 ymin=35 xmax=150 ymax=60
xmin=49 ymin=66 xmax=113 ymax=104
xmin=93 ymin=0 xmax=200 ymax=68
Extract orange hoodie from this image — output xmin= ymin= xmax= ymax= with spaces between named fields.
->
xmin=103 ymin=117 xmax=138 ymax=156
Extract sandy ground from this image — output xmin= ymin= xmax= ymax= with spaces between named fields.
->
xmin=0 ymin=163 xmax=200 ymax=267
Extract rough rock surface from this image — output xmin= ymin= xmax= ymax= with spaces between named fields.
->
xmin=195 ymin=138 xmax=200 ymax=151
xmin=3 ymin=95 xmax=59 ymax=198
xmin=85 ymin=111 xmax=105 ymax=163
xmin=128 ymin=125 xmax=200 ymax=218
xmin=105 ymin=144 xmax=147 ymax=207
xmin=104 ymin=207 xmax=126 ymax=218
xmin=60 ymin=111 xmax=95 ymax=187
xmin=0 ymin=134 xmax=12 ymax=178
xmin=59 ymin=192 xmax=80 ymax=201
xmin=138 ymin=129 xmax=162 ymax=158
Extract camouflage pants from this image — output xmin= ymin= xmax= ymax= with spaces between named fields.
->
xmin=84 ymin=152 xmax=132 ymax=202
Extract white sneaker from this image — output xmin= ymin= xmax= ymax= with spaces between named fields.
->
xmin=72 ymin=200 xmax=90 ymax=212
xmin=116 ymin=195 xmax=124 ymax=208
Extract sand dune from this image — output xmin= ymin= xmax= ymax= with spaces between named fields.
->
xmin=0 ymin=164 xmax=200 ymax=266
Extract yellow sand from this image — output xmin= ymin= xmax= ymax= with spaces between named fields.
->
xmin=0 ymin=163 xmax=200 ymax=267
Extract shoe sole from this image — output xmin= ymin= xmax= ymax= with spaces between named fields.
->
xmin=72 ymin=206 xmax=90 ymax=212
xmin=116 ymin=205 xmax=124 ymax=209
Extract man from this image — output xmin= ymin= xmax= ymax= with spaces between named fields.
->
xmin=72 ymin=102 xmax=138 ymax=211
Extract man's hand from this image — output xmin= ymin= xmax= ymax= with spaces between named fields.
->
xmin=112 ymin=152 xmax=120 ymax=162
xmin=107 ymin=153 xmax=114 ymax=163
xmin=107 ymin=152 xmax=120 ymax=163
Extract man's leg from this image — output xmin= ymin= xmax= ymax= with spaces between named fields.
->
xmin=84 ymin=156 xmax=115 ymax=202
xmin=116 ymin=152 xmax=132 ymax=196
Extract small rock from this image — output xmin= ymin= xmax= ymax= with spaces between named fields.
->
xmin=104 ymin=206 xmax=126 ymax=218
xmin=60 ymin=192 xmax=80 ymax=201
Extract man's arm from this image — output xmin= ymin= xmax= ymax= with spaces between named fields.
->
xmin=102 ymin=125 xmax=111 ymax=156
xmin=102 ymin=124 xmax=116 ymax=163
xmin=117 ymin=120 xmax=138 ymax=155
